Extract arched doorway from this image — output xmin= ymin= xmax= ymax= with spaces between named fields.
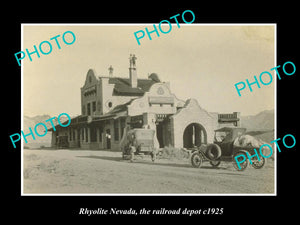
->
xmin=106 ymin=129 xmax=111 ymax=149
xmin=183 ymin=123 xmax=207 ymax=148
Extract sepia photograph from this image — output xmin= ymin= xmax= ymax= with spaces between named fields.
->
xmin=21 ymin=24 xmax=276 ymax=195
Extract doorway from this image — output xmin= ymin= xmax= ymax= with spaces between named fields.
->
xmin=106 ymin=129 xmax=111 ymax=149
xmin=77 ymin=128 xmax=81 ymax=147
xmin=156 ymin=122 xmax=164 ymax=148
xmin=183 ymin=123 xmax=207 ymax=148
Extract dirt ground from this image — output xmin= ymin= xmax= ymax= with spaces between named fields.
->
xmin=23 ymin=149 xmax=275 ymax=194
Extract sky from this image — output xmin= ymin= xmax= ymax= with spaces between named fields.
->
xmin=22 ymin=24 xmax=275 ymax=118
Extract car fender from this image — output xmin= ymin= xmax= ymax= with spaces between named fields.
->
xmin=232 ymin=149 xmax=249 ymax=160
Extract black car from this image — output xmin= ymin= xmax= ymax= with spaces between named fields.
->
xmin=190 ymin=127 xmax=265 ymax=171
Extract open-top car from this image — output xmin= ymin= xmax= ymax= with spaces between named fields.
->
xmin=190 ymin=127 xmax=266 ymax=171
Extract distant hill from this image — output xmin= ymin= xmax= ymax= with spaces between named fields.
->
xmin=24 ymin=115 xmax=51 ymax=129
xmin=241 ymin=109 xmax=274 ymax=130
xmin=241 ymin=109 xmax=275 ymax=143
xmin=23 ymin=114 xmax=69 ymax=148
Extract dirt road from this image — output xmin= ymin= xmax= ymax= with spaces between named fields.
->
xmin=23 ymin=149 xmax=275 ymax=194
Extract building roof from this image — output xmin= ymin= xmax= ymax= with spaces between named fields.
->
xmin=48 ymin=99 xmax=133 ymax=132
xmin=107 ymin=77 xmax=159 ymax=96
xmin=47 ymin=115 xmax=86 ymax=131
xmin=108 ymin=98 xmax=135 ymax=114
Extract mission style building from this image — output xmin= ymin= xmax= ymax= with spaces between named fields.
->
xmin=49 ymin=54 xmax=240 ymax=150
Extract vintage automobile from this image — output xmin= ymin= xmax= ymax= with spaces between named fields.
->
xmin=190 ymin=127 xmax=266 ymax=171
xmin=121 ymin=128 xmax=157 ymax=162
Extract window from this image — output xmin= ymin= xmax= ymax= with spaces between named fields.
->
xmin=214 ymin=131 xmax=230 ymax=142
xmin=73 ymin=130 xmax=75 ymax=141
xmin=90 ymin=127 xmax=97 ymax=142
xmin=108 ymin=102 xmax=113 ymax=108
xmin=87 ymin=103 xmax=91 ymax=115
xmin=114 ymin=119 xmax=119 ymax=141
xmin=82 ymin=128 xmax=84 ymax=140
xmin=92 ymin=101 xmax=96 ymax=112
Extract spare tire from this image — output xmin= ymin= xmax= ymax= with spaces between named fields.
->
xmin=206 ymin=144 xmax=222 ymax=160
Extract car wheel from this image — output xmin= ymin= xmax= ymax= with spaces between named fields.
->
xmin=233 ymin=151 xmax=248 ymax=171
xmin=251 ymin=155 xmax=265 ymax=169
xmin=210 ymin=160 xmax=221 ymax=167
xmin=191 ymin=152 xmax=203 ymax=168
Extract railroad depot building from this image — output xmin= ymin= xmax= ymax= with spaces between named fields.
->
xmin=49 ymin=54 xmax=240 ymax=150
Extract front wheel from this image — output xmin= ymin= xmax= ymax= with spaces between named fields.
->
xmin=191 ymin=152 xmax=203 ymax=168
xmin=210 ymin=160 xmax=221 ymax=168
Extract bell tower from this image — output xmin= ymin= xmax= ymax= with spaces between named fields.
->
xmin=108 ymin=65 xmax=113 ymax=77
xmin=129 ymin=54 xmax=137 ymax=88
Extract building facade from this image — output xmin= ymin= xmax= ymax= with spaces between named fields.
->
xmin=50 ymin=54 xmax=241 ymax=150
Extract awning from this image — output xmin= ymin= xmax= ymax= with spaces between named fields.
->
xmin=47 ymin=115 xmax=85 ymax=131
xmin=91 ymin=110 xmax=127 ymax=122
xmin=48 ymin=110 xmax=128 ymax=131
xmin=218 ymin=118 xmax=240 ymax=123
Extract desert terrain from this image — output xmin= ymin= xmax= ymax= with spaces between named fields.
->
xmin=23 ymin=149 xmax=275 ymax=194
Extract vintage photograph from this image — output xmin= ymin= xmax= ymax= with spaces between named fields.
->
xmin=22 ymin=24 xmax=275 ymax=195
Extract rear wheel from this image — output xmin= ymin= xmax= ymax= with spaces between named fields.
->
xmin=130 ymin=147 xmax=135 ymax=162
xmin=191 ymin=152 xmax=203 ymax=168
xmin=121 ymin=147 xmax=126 ymax=159
xmin=251 ymin=155 xmax=265 ymax=169
xmin=233 ymin=151 xmax=248 ymax=171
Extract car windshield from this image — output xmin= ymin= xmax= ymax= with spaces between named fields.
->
xmin=215 ymin=131 xmax=230 ymax=142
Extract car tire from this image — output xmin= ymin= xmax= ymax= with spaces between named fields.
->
xmin=233 ymin=151 xmax=248 ymax=171
xmin=209 ymin=160 xmax=221 ymax=168
xmin=206 ymin=144 xmax=222 ymax=160
xmin=191 ymin=152 xmax=203 ymax=168
xmin=251 ymin=155 xmax=265 ymax=169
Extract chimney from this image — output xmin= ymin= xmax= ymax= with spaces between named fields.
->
xmin=108 ymin=65 xmax=113 ymax=77
xmin=129 ymin=54 xmax=137 ymax=88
